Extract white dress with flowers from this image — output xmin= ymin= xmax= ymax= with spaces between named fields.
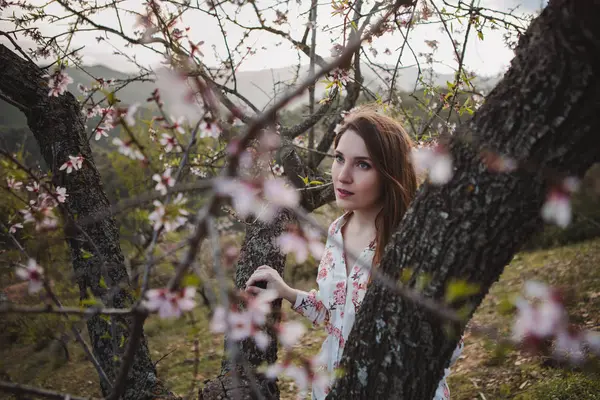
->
xmin=292 ymin=213 xmax=464 ymax=399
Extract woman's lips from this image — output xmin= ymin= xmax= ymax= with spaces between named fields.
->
xmin=337 ymin=188 xmax=354 ymax=198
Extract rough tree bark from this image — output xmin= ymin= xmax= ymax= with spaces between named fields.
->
xmin=330 ymin=0 xmax=600 ymax=398
xmin=0 ymin=45 xmax=173 ymax=399
xmin=200 ymin=149 xmax=335 ymax=400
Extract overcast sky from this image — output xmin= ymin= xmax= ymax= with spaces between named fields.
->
xmin=1 ymin=0 xmax=547 ymax=76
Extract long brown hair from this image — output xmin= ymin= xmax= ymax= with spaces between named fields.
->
xmin=333 ymin=106 xmax=417 ymax=265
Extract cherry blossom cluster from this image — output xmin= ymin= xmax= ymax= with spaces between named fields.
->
xmin=59 ymin=155 xmax=84 ymax=174
xmin=152 ymin=168 xmax=176 ymax=195
xmin=44 ymin=67 xmax=73 ymax=97
xmin=6 ymin=176 xmax=68 ymax=232
xmin=148 ymin=193 xmax=189 ymax=232
xmin=275 ymin=223 xmax=325 ymax=264
xmin=265 ymin=352 xmax=331 ymax=399
xmin=143 ymin=286 xmax=196 ymax=319
xmin=271 ymin=163 xmax=284 ymax=176
xmin=512 ymin=281 xmax=600 ymax=364
xmin=213 ymin=176 xmax=299 ymax=223
xmin=411 ymin=144 xmax=454 ymax=185
xmin=541 ymin=177 xmax=580 ymax=228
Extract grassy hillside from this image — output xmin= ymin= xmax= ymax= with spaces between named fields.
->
xmin=1 ymin=236 xmax=599 ymax=399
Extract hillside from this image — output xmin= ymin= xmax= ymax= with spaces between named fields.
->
xmin=1 ymin=236 xmax=599 ymax=399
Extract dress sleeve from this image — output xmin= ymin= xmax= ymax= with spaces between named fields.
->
xmin=292 ymin=289 xmax=329 ymax=326
xmin=290 ymin=219 xmax=338 ymax=326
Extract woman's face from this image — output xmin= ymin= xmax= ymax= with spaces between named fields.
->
xmin=332 ymin=129 xmax=383 ymax=213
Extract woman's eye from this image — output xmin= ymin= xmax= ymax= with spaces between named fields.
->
xmin=358 ymin=162 xmax=371 ymax=170
xmin=335 ymin=155 xmax=344 ymax=163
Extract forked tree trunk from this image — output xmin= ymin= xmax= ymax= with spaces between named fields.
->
xmin=330 ymin=0 xmax=600 ymax=398
xmin=0 ymin=45 xmax=173 ymax=400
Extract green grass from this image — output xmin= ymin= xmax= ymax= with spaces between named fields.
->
xmin=1 ymin=238 xmax=599 ymax=399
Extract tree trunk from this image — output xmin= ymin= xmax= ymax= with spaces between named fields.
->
xmin=0 ymin=45 xmax=173 ymax=399
xmin=330 ymin=0 xmax=600 ymax=398
xmin=200 ymin=209 xmax=295 ymax=400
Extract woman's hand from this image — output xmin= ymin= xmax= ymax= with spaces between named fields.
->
xmin=245 ymin=265 xmax=296 ymax=304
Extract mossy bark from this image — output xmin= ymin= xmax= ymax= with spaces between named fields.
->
xmin=0 ymin=45 xmax=173 ymax=399
xmin=330 ymin=1 xmax=600 ymax=398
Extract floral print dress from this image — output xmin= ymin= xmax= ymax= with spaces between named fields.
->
xmin=293 ymin=213 xmax=464 ymax=399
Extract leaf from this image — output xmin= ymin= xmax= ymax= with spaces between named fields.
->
xmin=81 ymin=248 xmax=94 ymax=259
xmin=477 ymin=30 xmax=484 ymax=41
xmin=100 ymin=332 xmax=112 ymax=340
xmin=119 ymin=334 xmax=126 ymax=348
xmin=297 ymin=175 xmax=309 ymax=185
xmin=445 ymin=279 xmax=481 ymax=304
xmin=182 ymin=273 xmax=201 ymax=287
xmin=309 ymin=180 xmax=323 ymax=186
xmin=99 ymin=276 xmax=108 ymax=289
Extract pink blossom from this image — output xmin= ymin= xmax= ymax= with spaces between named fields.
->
xmin=94 ymin=126 xmax=109 ymax=141
xmin=541 ymin=177 xmax=580 ymax=228
xmin=277 ymin=320 xmax=307 ymax=348
xmin=214 ymin=178 xmax=264 ymax=220
xmin=112 ymin=138 xmax=144 ymax=160
xmin=148 ymin=194 xmax=188 ymax=232
xmin=272 ymin=164 xmax=284 ymax=176
xmin=143 ymin=287 xmax=196 ymax=318
xmin=262 ymin=178 xmax=300 ymax=209
xmin=266 ymin=356 xmax=330 ymax=399
xmin=276 ymin=225 xmax=324 ymax=264
xmin=553 ymin=329 xmax=586 ymax=364
xmin=26 ymin=181 xmax=40 ymax=193
xmin=59 ymin=155 xmax=84 ymax=174
xmin=481 ymin=151 xmax=517 ymax=173
xmin=541 ymin=190 xmax=571 ymax=228
xmin=210 ymin=307 xmax=271 ymax=350
xmin=6 ymin=177 xmax=22 ymax=190
xmin=411 ymin=145 xmax=453 ymax=185
xmin=44 ymin=69 xmax=73 ymax=97
xmin=199 ymin=118 xmax=221 ymax=138
xmin=165 ymin=115 xmax=187 ymax=134
xmin=21 ymin=201 xmax=58 ymax=231
xmin=512 ymin=281 xmax=568 ymax=341
xmin=258 ymin=128 xmax=281 ymax=152
xmin=159 ymin=134 xmax=182 ymax=153
xmin=77 ymin=83 xmax=89 ymax=94
xmin=15 ymin=259 xmax=44 ymax=294
xmin=9 ymin=223 xmax=23 ymax=234
xmin=55 ymin=187 xmax=68 ymax=203
xmin=124 ymin=103 xmax=139 ymax=126
xmin=152 ymin=168 xmax=175 ymax=195
xmin=246 ymin=289 xmax=278 ymax=326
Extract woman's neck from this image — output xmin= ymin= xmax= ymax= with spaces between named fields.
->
xmin=346 ymin=206 xmax=380 ymax=237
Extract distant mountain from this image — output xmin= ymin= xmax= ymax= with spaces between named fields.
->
xmin=63 ymin=63 xmax=501 ymax=111
xmin=0 ymin=62 xmax=502 ymax=135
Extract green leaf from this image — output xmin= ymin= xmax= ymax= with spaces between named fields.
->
xmin=81 ymin=248 xmax=94 ymax=259
xmin=182 ymin=273 xmax=201 ymax=287
xmin=445 ymin=279 xmax=480 ymax=304
xmin=119 ymin=335 xmax=126 ymax=348
xmin=100 ymin=332 xmax=112 ymax=340
xmin=309 ymin=180 xmax=323 ymax=186
xmin=99 ymin=276 xmax=108 ymax=289
xmin=477 ymin=30 xmax=484 ymax=41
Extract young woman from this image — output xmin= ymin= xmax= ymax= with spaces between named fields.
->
xmin=245 ymin=107 xmax=463 ymax=399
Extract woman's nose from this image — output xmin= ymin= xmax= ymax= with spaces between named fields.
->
xmin=338 ymin=164 xmax=352 ymax=183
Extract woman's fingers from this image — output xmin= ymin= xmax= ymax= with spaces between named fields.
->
xmin=245 ymin=286 xmax=264 ymax=295
xmin=246 ymin=271 xmax=269 ymax=287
